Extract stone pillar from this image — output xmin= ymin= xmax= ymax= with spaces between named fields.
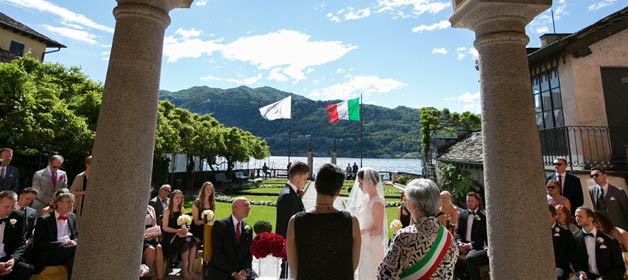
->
xmin=72 ymin=1 xmax=191 ymax=279
xmin=331 ymin=139 xmax=337 ymax=165
xmin=450 ymin=1 xmax=554 ymax=279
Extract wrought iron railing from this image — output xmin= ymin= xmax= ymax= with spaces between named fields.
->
xmin=539 ymin=126 xmax=628 ymax=170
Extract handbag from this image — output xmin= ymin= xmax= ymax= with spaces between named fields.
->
xmin=144 ymin=225 xmax=162 ymax=241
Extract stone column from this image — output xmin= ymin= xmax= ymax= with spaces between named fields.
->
xmin=450 ymin=1 xmax=554 ymax=279
xmin=72 ymin=1 xmax=191 ymax=279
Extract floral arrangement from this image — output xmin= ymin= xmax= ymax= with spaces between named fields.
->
xmin=250 ymin=232 xmax=287 ymax=262
xmin=390 ymin=219 xmax=403 ymax=234
xmin=597 ymin=237 xmax=605 ymax=245
xmin=177 ymin=214 xmax=192 ymax=227
xmin=201 ymin=210 xmax=215 ymax=224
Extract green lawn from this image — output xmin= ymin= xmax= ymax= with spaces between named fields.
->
xmin=240 ymin=187 xmax=283 ymax=194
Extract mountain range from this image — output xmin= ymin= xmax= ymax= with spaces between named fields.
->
xmin=159 ymin=86 xmax=420 ymax=158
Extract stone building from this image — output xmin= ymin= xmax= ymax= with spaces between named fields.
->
xmin=0 ymin=12 xmax=65 ymax=62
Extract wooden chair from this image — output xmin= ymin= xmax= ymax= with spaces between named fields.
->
xmin=30 ymin=266 xmax=67 ymax=280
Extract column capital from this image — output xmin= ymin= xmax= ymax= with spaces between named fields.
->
xmin=450 ymin=0 xmax=551 ymax=35
xmin=116 ymin=0 xmax=192 ymax=12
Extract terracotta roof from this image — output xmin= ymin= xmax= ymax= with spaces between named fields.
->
xmin=0 ymin=48 xmax=18 ymax=63
xmin=0 ymin=12 xmax=66 ymax=48
xmin=528 ymin=5 xmax=628 ymax=63
xmin=436 ymin=131 xmax=483 ymax=165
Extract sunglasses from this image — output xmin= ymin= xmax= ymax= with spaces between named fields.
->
xmin=591 ymin=174 xmax=601 ymax=178
xmin=552 ymin=163 xmax=563 ymax=166
xmin=546 ymin=186 xmax=555 ymax=189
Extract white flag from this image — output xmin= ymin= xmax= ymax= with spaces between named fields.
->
xmin=259 ymin=96 xmax=291 ymax=120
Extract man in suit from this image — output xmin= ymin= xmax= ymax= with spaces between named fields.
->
xmin=148 ymin=184 xmax=171 ymax=223
xmin=455 ymin=192 xmax=488 ymax=280
xmin=276 ymin=161 xmax=309 ymax=278
xmin=546 ymin=157 xmax=584 ymax=214
xmin=208 ymin=197 xmax=256 ymax=280
xmin=589 ymin=167 xmax=628 ymax=231
xmin=15 ymin=188 xmax=38 ymax=241
xmin=0 ymin=148 xmax=20 ymax=193
xmin=33 ymin=193 xmax=77 ymax=279
xmin=32 ymin=155 xmax=68 ymax=212
xmin=0 ymin=191 xmax=34 ymax=279
xmin=572 ymin=206 xmax=625 ymax=280
xmin=549 ymin=205 xmax=576 ymax=280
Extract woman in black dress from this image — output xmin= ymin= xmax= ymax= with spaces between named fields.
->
xmin=161 ymin=190 xmax=197 ymax=279
xmin=286 ymin=163 xmax=361 ymax=280
xmin=191 ymin=181 xmax=216 ymax=240
xmin=397 ymin=192 xmax=411 ymax=227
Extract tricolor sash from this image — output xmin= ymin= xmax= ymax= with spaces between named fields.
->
xmin=400 ymin=223 xmax=452 ymax=280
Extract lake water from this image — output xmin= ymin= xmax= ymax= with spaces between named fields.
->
xmin=234 ymin=156 xmax=422 ymax=175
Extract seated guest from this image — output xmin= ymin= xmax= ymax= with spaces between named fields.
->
xmin=286 ymin=164 xmax=361 ymax=279
xmin=549 ymin=205 xmax=576 ymax=280
xmin=439 ymin=190 xmax=459 ymax=232
xmin=15 ymin=188 xmax=38 ymax=241
xmin=556 ymin=204 xmax=580 ymax=234
xmin=40 ymin=188 xmax=69 ymax=216
xmin=0 ymin=191 xmax=34 ymax=279
xmin=69 ymin=155 xmax=91 ymax=229
xmin=144 ymin=204 xmax=163 ymax=280
xmin=547 ymin=179 xmax=571 ymax=211
xmin=191 ymin=181 xmax=216 ymax=241
xmin=455 ymin=192 xmax=489 ymax=280
xmin=161 ymin=190 xmax=196 ymax=280
xmin=397 ymin=192 xmax=411 ymax=228
xmin=379 ymin=179 xmax=458 ymax=279
xmin=593 ymin=210 xmax=628 ymax=278
xmin=208 ymin=197 xmax=256 ymax=280
xmin=572 ymin=206 xmax=625 ymax=280
xmin=33 ymin=193 xmax=77 ymax=280
xmin=149 ymin=184 xmax=170 ymax=223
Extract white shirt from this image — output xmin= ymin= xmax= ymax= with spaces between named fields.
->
xmin=287 ymin=181 xmax=298 ymax=194
xmin=0 ymin=217 xmax=7 ymax=259
xmin=466 ymin=210 xmax=476 ymax=242
xmin=583 ymin=227 xmax=599 ymax=276
xmin=55 ymin=211 xmax=71 ymax=244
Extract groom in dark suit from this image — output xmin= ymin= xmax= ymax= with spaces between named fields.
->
xmin=0 ymin=191 xmax=33 ymax=279
xmin=572 ymin=206 xmax=625 ymax=280
xmin=546 ymin=157 xmax=583 ymax=214
xmin=33 ymin=193 xmax=77 ymax=279
xmin=276 ymin=161 xmax=309 ymax=278
xmin=208 ymin=197 xmax=256 ymax=280
xmin=0 ymin=148 xmax=19 ymax=193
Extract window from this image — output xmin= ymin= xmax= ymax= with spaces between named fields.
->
xmin=531 ymin=67 xmax=564 ymax=129
xmin=9 ymin=41 xmax=24 ymax=56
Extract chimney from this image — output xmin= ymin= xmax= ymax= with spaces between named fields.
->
xmin=540 ymin=33 xmax=571 ymax=47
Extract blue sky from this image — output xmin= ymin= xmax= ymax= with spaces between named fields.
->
xmin=0 ymin=0 xmax=623 ymax=113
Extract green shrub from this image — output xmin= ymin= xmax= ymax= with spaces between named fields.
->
xmin=436 ymin=162 xmax=483 ymax=206
xmin=254 ymin=220 xmax=273 ymax=234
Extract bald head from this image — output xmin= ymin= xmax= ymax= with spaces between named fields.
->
xmin=232 ymin=197 xmax=251 ymax=221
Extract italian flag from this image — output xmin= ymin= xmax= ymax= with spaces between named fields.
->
xmin=325 ymin=98 xmax=360 ymax=123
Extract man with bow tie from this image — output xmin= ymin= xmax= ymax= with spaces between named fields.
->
xmin=33 ymin=192 xmax=77 ymax=280
xmin=0 ymin=191 xmax=33 ymax=279
xmin=32 ymin=155 xmax=68 ymax=213
xmin=549 ymin=205 xmax=576 ymax=280
xmin=588 ymin=168 xmax=628 ymax=231
xmin=0 ymin=148 xmax=20 ymax=193
xmin=572 ymin=206 xmax=624 ymax=280
xmin=455 ymin=192 xmax=489 ymax=280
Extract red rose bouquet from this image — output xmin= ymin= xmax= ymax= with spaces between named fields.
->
xmin=250 ymin=232 xmax=287 ymax=262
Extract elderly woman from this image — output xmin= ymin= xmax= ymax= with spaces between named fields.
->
xmin=378 ymin=179 xmax=459 ymax=279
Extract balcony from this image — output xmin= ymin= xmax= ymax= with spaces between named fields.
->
xmin=539 ymin=126 xmax=628 ymax=171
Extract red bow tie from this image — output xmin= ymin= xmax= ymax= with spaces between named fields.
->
xmin=57 ymin=215 xmax=68 ymax=221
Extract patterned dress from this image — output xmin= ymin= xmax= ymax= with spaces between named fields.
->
xmin=378 ymin=217 xmax=459 ymax=280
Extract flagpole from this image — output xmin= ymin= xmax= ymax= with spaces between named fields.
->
xmin=360 ymin=93 xmax=363 ymax=168
xmin=288 ymin=93 xmax=292 ymax=167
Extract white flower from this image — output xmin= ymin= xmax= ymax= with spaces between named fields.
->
xmin=201 ymin=210 xmax=215 ymax=223
xmin=9 ymin=219 xmax=16 ymax=226
xmin=389 ymin=219 xmax=403 ymax=233
xmin=177 ymin=214 xmax=192 ymax=226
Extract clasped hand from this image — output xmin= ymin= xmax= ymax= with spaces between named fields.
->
xmin=232 ymin=270 xmax=246 ymax=280
xmin=0 ymin=258 xmax=15 ymax=276
xmin=176 ymin=228 xmax=188 ymax=237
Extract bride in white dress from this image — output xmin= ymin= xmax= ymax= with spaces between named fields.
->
xmin=347 ymin=167 xmax=387 ymax=280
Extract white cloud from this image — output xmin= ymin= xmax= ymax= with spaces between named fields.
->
xmin=42 ymin=24 xmax=97 ymax=44
xmin=163 ymin=37 xmax=222 ymax=63
xmin=529 ymin=0 xmax=568 ymax=35
xmin=411 ymin=20 xmax=450 ymax=32
xmin=327 ymin=12 xmax=341 ymax=22
xmin=100 ymin=51 xmax=110 ymax=61
xmin=469 ymin=48 xmax=478 ymax=59
xmin=194 ymin=0 xmax=208 ymax=6
xmin=432 ymin=48 xmax=447 ymax=54
xmin=445 ymin=91 xmax=481 ymax=113
xmin=268 ymin=67 xmax=288 ymax=82
xmin=588 ymin=0 xmax=616 ymax=11
xmin=200 ymin=73 xmax=263 ymax=85
xmin=456 ymin=53 xmax=465 ymax=60
xmin=175 ymin=28 xmax=202 ymax=38
xmin=454 ymin=46 xmax=477 ymax=60
xmin=4 ymin=0 xmax=114 ymax=33
xmin=376 ymin=0 xmax=451 ymax=18
xmin=220 ymin=30 xmax=357 ymax=82
xmin=309 ymin=75 xmax=405 ymax=100
xmin=535 ymin=26 xmax=550 ymax=34
xmin=345 ymin=8 xmax=371 ymax=20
